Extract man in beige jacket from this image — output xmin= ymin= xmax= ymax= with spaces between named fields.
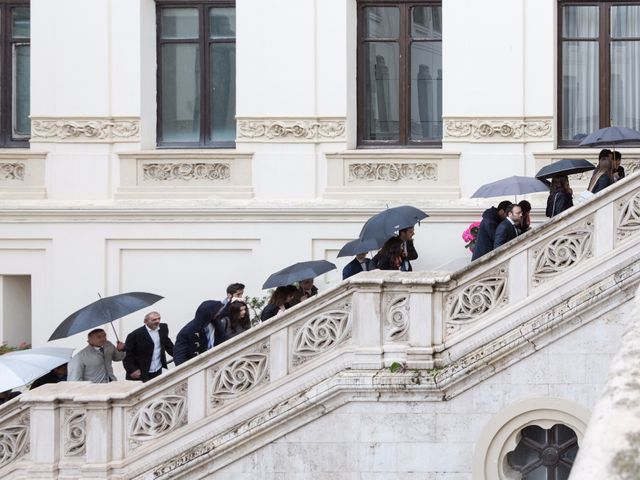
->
xmin=68 ymin=329 xmax=126 ymax=383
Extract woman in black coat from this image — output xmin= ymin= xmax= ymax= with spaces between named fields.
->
xmin=371 ymin=237 xmax=404 ymax=271
xmin=213 ymin=300 xmax=251 ymax=346
xmin=588 ymin=156 xmax=614 ymax=194
xmin=261 ymin=285 xmax=296 ymax=322
xmin=546 ymin=174 xmax=574 ymax=218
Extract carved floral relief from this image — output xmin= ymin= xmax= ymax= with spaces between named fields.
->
xmin=384 ymin=295 xmax=410 ymax=342
xmin=31 ymin=118 xmax=140 ymax=142
xmin=142 ymin=162 xmax=231 ymax=182
xmin=63 ymin=410 xmax=86 ymax=457
xmin=237 ymin=118 xmax=345 ymax=141
xmin=0 ymin=413 xmax=29 ymax=469
xmin=0 ymin=163 xmax=25 ymax=181
xmin=348 ymin=163 xmax=437 ymax=183
xmin=444 ymin=118 xmax=552 ymax=141
xmin=617 ymin=191 xmax=640 ymax=241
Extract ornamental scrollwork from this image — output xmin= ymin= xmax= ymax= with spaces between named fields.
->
xmin=0 ymin=413 xmax=29 ymax=469
xmin=617 ymin=192 xmax=640 ymax=241
xmin=385 ymin=296 xmax=410 ymax=342
xmin=531 ymin=222 xmax=593 ymax=284
xmin=446 ymin=267 xmax=508 ymax=328
xmin=129 ymin=383 xmax=187 ymax=447
xmin=31 ymin=118 xmax=140 ymax=142
xmin=348 ymin=163 xmax=437 ymax=183
xmin=142 ymin=162 xmax=231 ymax=182
xmin=63 ymin=409 xmax=86 ymax=457
xmin=291 ymin=303 xmax=352 ymax=367
xmin=209 ymin=341 xmax=270 ymax=407
xmin=444 ymin=119 xmax=552 ymax=141
xmin=0 ymin=163 xmax=25 ymax=181
xmin=237 ymin=118 xmax=345 ymax=141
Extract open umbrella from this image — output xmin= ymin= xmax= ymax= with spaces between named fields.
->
xmin=358 ymin=206 xmax=428 ymax=248
xmin=337 ymin=238 xmax=380 ymax=258
xmin=49 ymin=292 xmax=163 ymax=341
xmin=471 ymin=176 xmax=549 ymax=198
xmin=535 ymin=159 xmax=596 ymax=179
xmin=578 ymin=126 xmax=640 ymax=147
xmin=263 ymin=260 xmax=336 ymax=289
xmin=0 ymin=347 xmax=74 ymax=391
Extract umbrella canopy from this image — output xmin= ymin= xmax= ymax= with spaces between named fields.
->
xmin=578 ymin=126 xmax=640 ymax=147
xmin=358 ymin=206 xmax=428 ymax=246
xmin=263 ymin=260 xmax=336 ymax=289
xmin=471 ymin=176 xmax=549 ymax=198
xmin=535 ymin=159 xmax=596 ymax=179
xmin=337 ymin=238 xmax=380 ymax=258
xmin=0 ymin=347 xmax=74 ymax=391
xmin=49 ymin=292 xmax=163 ymax=341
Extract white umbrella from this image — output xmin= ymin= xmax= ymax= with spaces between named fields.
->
xmin=0 ymin=347 xmax=74 ymax=391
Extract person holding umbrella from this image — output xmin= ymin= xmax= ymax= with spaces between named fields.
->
xmin=613 ymin=151 xmax=625 ymax=182
xmin=588 ymin=150 xmax=614 ymax=194
xmin=371 ymin=237 xmax=405 ymax=270
xmin=338 ymin=238 xmax=377 ymax=280
xmin=546 ymin=175 xmax=574 ymax=218
xmin=67 ymin=329 xmax=126 ymax=383
xmin=398 ymin=227 xmax=418 ymax=272
xmin=261 ymin=286 xmax=297 ymax=321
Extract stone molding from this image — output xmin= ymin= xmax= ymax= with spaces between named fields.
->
xmin=237 ymin=117 xmax=346 ymax=143
xmin=443 ymin=117 xmax=553 ymax=142
xmin=0 ymin=151 xmax=47 ymax=199
xmin=348 ymin=162 xmax=437 ymax=183
xmin=0 ymin=163 xmax=24 ymax=181
xmin=142 ymin=162 xmax=231 ymax=182
xmin=31 ymin=117 xmax=140 ymax=143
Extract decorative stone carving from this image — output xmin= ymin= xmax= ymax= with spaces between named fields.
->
xmin=446 ymin=267 xmax=508 ymax=333
xmin=209 ymin=341 xmax=270 ymax=407
xmin=291 ymin=303 xmax=352 ymax=366
xmin=31 ymin=118 xmax=140 ymax=142
xmin=0 ymin=413 xmax=29 ymax=469
xmin=348 ymin=163 xmax=437 ymax=183
xmin=0 ymin=163 xmax=25 ymax=181
xmin=129 ymin=383 xmax=187 ymax=447
xmin=617 ymin=192 xmax=640 ymax=241
xmin=444 ymin=118 xmax=552 ymax=141
xmin=142 ymin=163 xmax=231 ymax=182
xmin=385 ymin=296 xmax=410 ymax=342
xmin=531 ymin=220 xmax=594 ymax=284
xmin=63 ymin=410 xmax=86 ymax=457
xmin=237 ymin=118 xmax=345 ymax=142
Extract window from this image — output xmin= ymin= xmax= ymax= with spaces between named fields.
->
xmin=357 ymin=1 xmax=442 ymax=147
xmin=156 ymin=1 xmax=235 ymax=148
xmin=0 ymin=2 xmax=30 ymax=148
xmin=558 ymin=1 xmax=640 ymax=146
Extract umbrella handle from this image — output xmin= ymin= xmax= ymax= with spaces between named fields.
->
xmin=109 ymin=321 xmax=120 ymax=343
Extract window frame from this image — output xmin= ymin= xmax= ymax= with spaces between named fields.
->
xmin=0 ymin=0 xmax=30 ymax=148
xmin=357 ymin=0 xmax=442 ymax=149
xmin=156 ymin=0 xmax=236 ymax=149
xmin=557 ymin=0 xmax=640 ymax=147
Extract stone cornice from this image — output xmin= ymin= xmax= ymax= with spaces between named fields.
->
xmin=31 ymin=117 xmax=140 ymax=143
xmin=443 ymin=116 xmax=553 ymax=142
xmin=237 ymin=117 xmax=346 ymax=143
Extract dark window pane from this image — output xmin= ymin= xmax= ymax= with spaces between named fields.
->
xmin=210 ymin=8 xmax=235 ymax=39
xmin=161 ymin=8 xmax=199 ymax=40
xmin=411 ymin=6 xmax=442 ymax=39
xmin=161 ymin=44 xmax=201 ymax=143
xmin=12 ymin=44 xmax=30 ymax=138
xmin=410 ymin=41 xmax=442 ymax=141
xmin=562 ymin=6 xmax=598 ymax=38
xmin=611 ymin=41 xmax=640 ymax=131
xmin=11 ymin=7 xmax=29 ymax=39
xmin=561 ymin=41 xmax=599 ymax=141
xmin=210 ymin=44 xmax=236 ymax=142
xmin=611 ymin=5 xmax=640 ymax=38
xmin=363 ymin=42 xmax=400 ymax=141
xmin=363 ymin=7 xmax=399 ymax=38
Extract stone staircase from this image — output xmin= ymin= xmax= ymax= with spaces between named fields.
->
xmin=1 ymin=172 xmax=639 ymax=480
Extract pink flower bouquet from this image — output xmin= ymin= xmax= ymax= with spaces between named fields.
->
xmin=462 ymin=221 xmax=481 ymax=253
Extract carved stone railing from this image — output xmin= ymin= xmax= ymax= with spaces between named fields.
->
xmin=1 ymin=171 xmax=639 ymax=479
xmin=0 ymin=401 xmax=30 ymax=476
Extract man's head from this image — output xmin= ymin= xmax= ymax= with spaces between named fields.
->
xmin=398 ymin=226 xmax=415 ymax=241
xmin=599 ymin=149 xmax=613 ymax=162
xmin=614 ymin=150 xmax=622 ymax=168
xmin=87 ymin=328 xmax=107 ymax=347
xmin=53 ymin=363 xmax=68 ymax=377
xmin=505 ymin=204 xmax=523 ymax=226
xmin=355 ymin=253 xmax=368 ymax=262
xmin=226 ymin=283 xmax=245 ymax=301
xmin=497 ymin=200 xmax=513 ymax=220
xmin=299 ymin=278 xmax=314 ymax=291
xmin=144 ymin=311 xmax=161 ymax=330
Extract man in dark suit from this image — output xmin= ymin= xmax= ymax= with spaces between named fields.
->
xmin=398 ymin=227 xmax=418 ymax=271
xmin=472 ymin=200 xmax=512 ymax=261
xmin=124 ymin=311 xmax=174 ymax=382
xmin=494 ymin=204 xmax=522 ymax=250
xmin=173 ymin=300 xmax=223 ymax=366
xmin=342 ymin=253 xmax=373 ymax=280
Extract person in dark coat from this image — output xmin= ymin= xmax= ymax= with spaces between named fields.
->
xmin=371 ymin=237 xmax=404 ymax=270
xmin=214 ymin=301 xmax=251 ymax=346
xmin=30 ymin=364 xmax=67 ymax=389
xmin=261 ymin=286 xmax=297 ymax=322
xmin=123 ymin=311 xmax=174 ymax=382
xmin=494 ymin=204 xmax=522 ymax=249
xmin=472 ymin=200 xmax=512 ymax=261
xmin=613 ymin=151 xmax=625 ymax=182
xmin=517 ymin=200 xmax=532 ymax=234
xmin=342 ymin=253 xmax=373 ymax=280
xmin=173 ymin=300 xmax=223 ymax=366
xmin=546 ymin=174 xmax=574 ymax=218
xmin=298 ymin=279 xmax=318 ymax=301
xmin=398 ymin=227 xmax=418 ymax=271
xmin=588 ymin=150 xmax=614 ymax=194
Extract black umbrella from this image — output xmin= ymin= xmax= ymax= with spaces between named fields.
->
xmin=535 ymin=159 xmax=596 ymax=179
xmin=49 ymin=292 xmax=164 ymax=341
xmin=263 ymin=260 xmax=336 ymax=289
xmin=471 ymin=176 xmax=549 ymax=198
xmin=578 ymin=126 xmax=640 ymax=147
xmin=358 ymin=206 xmax=428 ymax=247
xmin=337 ymin=238 xmax=379 ymax=258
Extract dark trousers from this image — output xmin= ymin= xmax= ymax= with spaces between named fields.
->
xmin=143 ymin=369 xmax=163 ymax=383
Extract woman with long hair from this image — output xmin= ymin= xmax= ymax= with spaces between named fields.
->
xmin=588 ymin=152 xmax=614 ymax=194
xmin=261 ymin=285 xmax=297 ymax=322
xmin=546 ymin=174 xmax=573 ymax=218
xmin=371 ymin=237 xmax=404 ymax=271
xmin=518 ymin=200 xmax=532 ymax=233
xmin=213 ymin=300 xmax=251 ymax=346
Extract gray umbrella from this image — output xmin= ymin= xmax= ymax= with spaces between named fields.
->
xmin=262 ymin=260 xmax=336 ymax=289
xmin=535 ymin=159 xmax=596 ymax=179
xmin=358 ymin=205 xmax=428 ymax=248
xmin=337 ymin=238 xmax=379 ymax=258
xmin=579 ymin=126 xmax=640 ymax=147
xmin=471 ymin=176 xmax=549 ymax=198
